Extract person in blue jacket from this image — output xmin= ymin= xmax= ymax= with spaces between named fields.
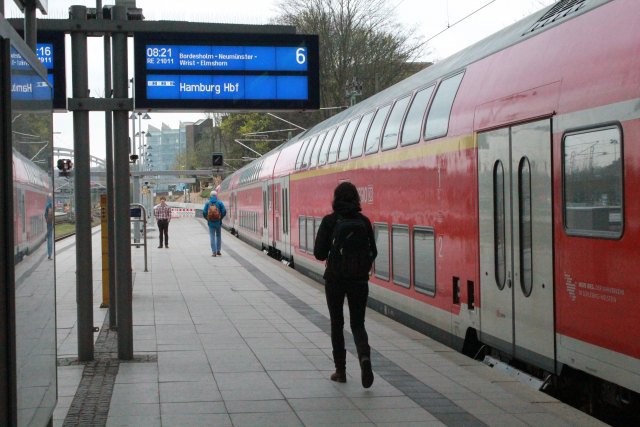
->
xmin=203 ymin=191 xmax=227 ymax=256
xmin=44 ymin=195 xmax=54 ymax=260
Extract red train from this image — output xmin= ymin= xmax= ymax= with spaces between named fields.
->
xmin=13 ymin=148 xmax=50 ymax=261
xmin=218 ymin=0 xmax=639 ymax=412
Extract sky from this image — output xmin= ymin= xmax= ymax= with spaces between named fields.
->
xmin=6 ymin=0 xmax=557 ymax=159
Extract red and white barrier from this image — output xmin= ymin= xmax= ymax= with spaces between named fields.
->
xmin=170 ymin=208 xmax=196 ymax=218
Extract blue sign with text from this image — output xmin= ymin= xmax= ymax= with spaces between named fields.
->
xmin=134 ymin=32 xmax=319 ymax=111
xmin=15 ymin=31 xmax=66 ymax=110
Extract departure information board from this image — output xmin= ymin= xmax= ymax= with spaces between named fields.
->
xmin=16 ymin=31 xmax=66 ymax=110
xmin=134 ymin=33 xmax=319 ymax=111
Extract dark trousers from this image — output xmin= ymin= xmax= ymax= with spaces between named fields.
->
xmin=325 ymin=279 xmax=370 ymax=358
xmin=157 ymin=219 xmax=169 ymax=246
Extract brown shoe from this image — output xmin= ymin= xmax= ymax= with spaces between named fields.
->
xmin=216 ymin=251 xmax=221 ymax=256
xmin=212 ymin=253 xmax=217 ymax=257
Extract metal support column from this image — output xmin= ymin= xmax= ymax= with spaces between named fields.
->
xmin=103 ymin=18 xmax=118 ymax=329
xmin=70 ymin=5 xmax=94 ymax=362
xmin=131 ymin=108 xmax=141 ymax=244
xmin=23 ymin=1 xmax=36 ymax=50
xmin=112 ymin=5 xmax=133 ymax=359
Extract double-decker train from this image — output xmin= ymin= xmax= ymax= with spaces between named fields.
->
xmin=13 ymin=148 xmax=51 ymax=261
xmin=218 ymin=0 xmax=639 ymax=414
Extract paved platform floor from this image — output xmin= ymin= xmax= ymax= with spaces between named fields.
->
xmin=53 ymin=218 xmax=605 ymax=426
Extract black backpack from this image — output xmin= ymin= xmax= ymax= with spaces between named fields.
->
xmin=328 ymin=215 xmax=373 ymax=280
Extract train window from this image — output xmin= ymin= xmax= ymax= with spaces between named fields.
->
xmin=296 ymin=139 xmax=310 ymax=170
xmin=365 ymin=104 xmax=391 ymax=155
xmin=299 ymin=216 xmax=306 ymax=251
xmin=338 ymin=118 xmax=360 ymax=161
xmin=318 ymin=128 xmax=337 ymax=166
xmin=563 ymin=125 xmax=623 ymax=238
xmin=327 ymin=124 xmax=347 ymax=163
xmin=374 ymin=223 xmax=390 ymax=281
xmin=392 ymin=224 xmax=410 ymax=288
xmin=310 ymin=133 xmax=327 ymax=168
xmin=314 ymin=217 xmax=321 ymax=244
xmin=382 ymin=95 xmax=411 ymax=150
xmin=306 ymin=217 xmax=315 ymax=253
xmin=401 ymin=85 xmax=434 ymax=146
xmin=351 ymin=111 xmax=375 ymax=158
xmin=414 ymin=227 xmax=436 ymax=296
xmin=424 ymin=71 xmax=464 ymax=140
xmin=493 ymin=161 xmax=507 ymax=290
xmin=518 ymin=157 xmax=533 ymax=297
xmin=302 ymin=135 xmax=319 ymax=169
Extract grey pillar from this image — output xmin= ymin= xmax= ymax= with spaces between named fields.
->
xmin=104 ymin=31 xmax=117 ymax=329
xmin=70 ymin=5 xmax=94 ymax=362
xmin=24 ymin=2 xmax=37 ymax=50
xmin=131 ymin=110 xmax=140 ymax=244
xmin=112 ymin=5 xmax=133 ymax=359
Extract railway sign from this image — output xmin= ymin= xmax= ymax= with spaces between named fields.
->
xmin=133 ymin=32 xmax=319 ymax=111
xmin=16 ymin=30 xmax=66 ymax=110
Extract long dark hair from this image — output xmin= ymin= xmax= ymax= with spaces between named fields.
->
xmin=332 ymin=181 xmax=360 ymax=211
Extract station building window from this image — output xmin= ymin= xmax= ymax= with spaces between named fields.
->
xmin=401 ymin=85 xmax=434 ymax=146
xmin=350 ymin=111 xmax=374 ymax=158
xmin=382 ymin=95 xmax=411 ymax=150
xmin=328 ymin=123 xmax=347 ymax=163
xmin=414 ymin=227 xmax=436 ymax=296
xmin=338 ymin=118 xmax=360 ymax=161
xmin=424 ymin=71 xmax=464 ymax=140
xmin=365 ymin=104 xmax=391 ymax=155
xmin=392 ymin=224 xmax=410 ymax=288
xmin=374 ymin=223 xmax=390 ymax=281
xmin=563 ymin=125 xmax=623 ymax=238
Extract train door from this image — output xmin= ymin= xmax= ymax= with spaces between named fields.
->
xmin=262 ymin=182 xmax=270 ymax=247
xmin=478 ymin=119 xmax=555 ymax=371
xmin=233 ymin=192 xmax=238 ymax=230
xmin=280 ymin=176 xmax=291 ymax=260
xmin=272 ymin=182 xmax=281 ymax=250
xmin=18 ymin=189 xmax=26 ymax=248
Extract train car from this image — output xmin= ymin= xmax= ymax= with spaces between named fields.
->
xmin=13 ymin=148 xmax=51 ymax=261
xmin=219 ymin=0 xmax=639 ymax=413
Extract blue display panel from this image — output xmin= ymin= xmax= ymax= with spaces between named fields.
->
xmin=134 ymin=32 xmax=319 ymax=111
xmin=16 ymin=30 xmax=66 ymax=110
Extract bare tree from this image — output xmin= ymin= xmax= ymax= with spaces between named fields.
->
xmin=275 ymin=0 xmax=427 ymax=119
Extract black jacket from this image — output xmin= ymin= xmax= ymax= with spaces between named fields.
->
xmin=313 ymin=201 xmax=377 ymax=282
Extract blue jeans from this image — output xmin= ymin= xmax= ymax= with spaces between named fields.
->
xmin=47 ymin=224 xmax=53 ymax=258
xmin=209 ymin=225 xmax=221 ymax=253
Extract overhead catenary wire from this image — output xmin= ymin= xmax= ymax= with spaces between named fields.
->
xmin=425 ymin=0 xmax=499 ymax=43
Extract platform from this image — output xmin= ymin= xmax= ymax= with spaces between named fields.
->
xmin=53 ymin=218 xmax=604 ymax=426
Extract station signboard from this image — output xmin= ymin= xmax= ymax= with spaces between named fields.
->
xmin=15 ymin=30 xmax=66 ymax=110
xmin=133 ymin=32 xmax=319 ymax=111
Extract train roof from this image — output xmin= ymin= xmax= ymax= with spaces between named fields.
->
xmin=226 ymin=0 xmax=612 ymax=185
xmin=303 ymin=0 xmax=610 ymax=135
